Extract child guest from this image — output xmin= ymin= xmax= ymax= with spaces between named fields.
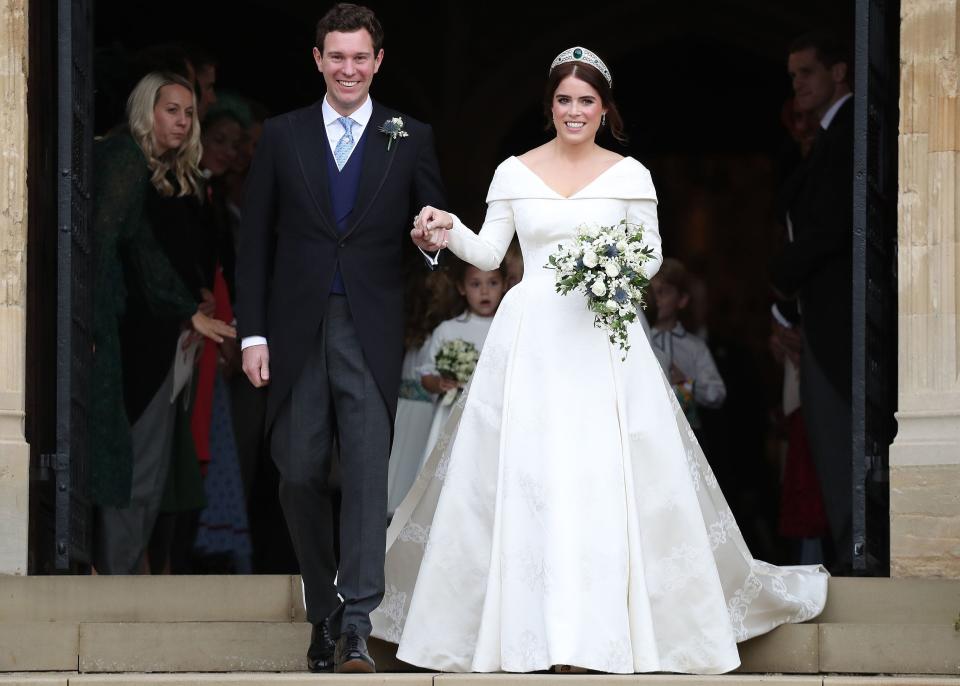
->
xmin=419 ymin=261 xmax=506 ymax=466
xmin=649 ymin=258 xmax=726 ymax=429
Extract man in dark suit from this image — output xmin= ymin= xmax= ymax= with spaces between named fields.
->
xmin=773 ymin=31 xmax=854 ymax=573
xmin=236 ymin=3 xmax=445 ymax=673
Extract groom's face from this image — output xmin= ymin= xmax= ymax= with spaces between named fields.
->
xmin=313 ymin=29 xmax=383 ymax=115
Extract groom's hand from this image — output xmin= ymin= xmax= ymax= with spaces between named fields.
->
xmin=242 ymin=343 xmax=271 ymax=388
xmin=411 ymin=206 xmax=452 ymax=252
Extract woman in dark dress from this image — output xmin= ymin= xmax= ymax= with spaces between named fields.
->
xmin=92 ymin=71 xmax=235 ymax=574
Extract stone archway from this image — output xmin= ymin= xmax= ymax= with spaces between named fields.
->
xmin=0 ymin=0 xmax=958 ymax=578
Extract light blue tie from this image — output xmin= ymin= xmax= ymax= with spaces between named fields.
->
xmin=333 ymin=116 xmax=356 ymax=171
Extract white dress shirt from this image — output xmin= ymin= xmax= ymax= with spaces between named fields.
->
xmin=322 ymin=94 xmax=373 ymax=164
xmin=820 ymin=91 xmax=852 ymax=130
xmin=241 ymin=95 xmax=374 ymax=351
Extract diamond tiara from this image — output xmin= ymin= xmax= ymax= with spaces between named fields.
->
xmin=549 ymin=46 xmax=612 ymax=87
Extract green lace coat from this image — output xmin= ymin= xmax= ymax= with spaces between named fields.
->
xmin=91 ymin=133 xmax=198 ymax=507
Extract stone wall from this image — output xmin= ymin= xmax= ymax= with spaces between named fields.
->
xmin=0 ymin=0 xmax=29 ymax=575
xmin=890 ymin=0 xmax=960 ymax=578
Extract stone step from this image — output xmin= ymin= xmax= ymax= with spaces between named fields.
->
xmin=0 ymin=576 xmax=296 ymax=623
xmin=1 ymin=620 xmax=957 ymax=676
xmin=817 ymin=577 xmax=960 ymax=624
xmin=0 ymin=674 xmax=959 ymax=685
xmin=2 ymin=577 xmax=958 ymax=676
xmin=2 ymin=576 xmax=957 ymax=625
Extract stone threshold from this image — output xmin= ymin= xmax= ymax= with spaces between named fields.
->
xmin=0 ymin=673 xmax=959 ymax=685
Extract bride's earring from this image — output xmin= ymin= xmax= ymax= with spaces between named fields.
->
xmin=601 ymin=112 xmax=607 ymax=127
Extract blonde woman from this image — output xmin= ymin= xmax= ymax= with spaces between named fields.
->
xmin=92 ymin=71 xmax=235 ymax=574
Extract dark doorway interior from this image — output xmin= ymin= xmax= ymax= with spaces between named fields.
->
xmin=33 ymin=0 xmax=891 ymax=573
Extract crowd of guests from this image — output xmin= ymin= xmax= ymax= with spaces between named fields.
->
xmin=91 ymin=45 xmax=276 ymax=574
xmin=89 ymin=29 xmax=857 ymax=577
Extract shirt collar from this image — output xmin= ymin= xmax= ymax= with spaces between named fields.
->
xmin=322 ymin=95 xmax=373 ymax=129
xmin=651 ymin=322 xmax=687 ymax=341
xmin=820 ymin=92 xmax=852 ymax=130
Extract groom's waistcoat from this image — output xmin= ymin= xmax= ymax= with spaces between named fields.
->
xmin=323 ymin=128 xmax=368 ymax=295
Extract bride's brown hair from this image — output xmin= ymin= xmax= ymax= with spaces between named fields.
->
xmin=544 ymin=61 xmax=627 ymax=144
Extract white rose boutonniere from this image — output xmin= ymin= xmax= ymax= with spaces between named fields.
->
xmin=379 ymin=116 xmax=409 ymax=150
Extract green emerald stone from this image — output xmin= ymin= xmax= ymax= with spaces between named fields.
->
xmin=573 ymin=48 xmax=583 ymax=59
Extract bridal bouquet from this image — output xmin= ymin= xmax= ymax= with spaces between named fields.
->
xmin=435 ymin=339 xmax=480 ymax=405
xmin=546 ymin=219 xmax=656 ymax=357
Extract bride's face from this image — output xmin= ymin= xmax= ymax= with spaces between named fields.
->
xmin=551 ymin=75 xmax=604 ymax=145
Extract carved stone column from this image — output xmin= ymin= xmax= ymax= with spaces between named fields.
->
xmin=890 ymin=0 xmax=960 ymax=578
xmin=0 ymin=0 xmax=29 ymax=575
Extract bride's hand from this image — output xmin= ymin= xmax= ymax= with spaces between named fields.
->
xmin=411 ymin=206 xmax=452 ymax=251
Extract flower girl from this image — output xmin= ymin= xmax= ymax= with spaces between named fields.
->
xmin=418 ymin=261 xmax=506 ymax=467
xmin=386 ymin=269 xmax=462 ymax=515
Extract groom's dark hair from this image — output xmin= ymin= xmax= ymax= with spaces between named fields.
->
xmin=315 ymin=3 xmax=384 ymax=54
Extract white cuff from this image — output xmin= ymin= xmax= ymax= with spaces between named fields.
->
xmin=771 ymin=304 xmax=793 ymax=329
xmin=241 ymin=336 xmax=268 ymax=350
xmin=418 ymin=245 xmax=443 ymax=268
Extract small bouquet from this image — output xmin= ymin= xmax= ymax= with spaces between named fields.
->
xmin=435 ymin=338 xmax=480 ymax=405
xmin=546 ymin=219 xmax=655 ymax=358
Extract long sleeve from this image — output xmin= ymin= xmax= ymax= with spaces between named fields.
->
xmin=446 ymin=200 xmax=516 ymax=272
xmin=417 ymin=325 xmax=445 ymax=378
xmin=691 ymin=343 xmax=726 ymax=408
xmin=236 ymin=117 xmax=279 ymax=340
xmin=771 ymin=112 xmax=853 ymax=297
xmin=92 ymin=137 xmax=145 ymax=341
xmin=627 ymin=197 xmax=662 ymax=279
xmin=126 ymin=215 xmax=198 ymax=320
xmin=92 ymin=135 xmax=195 ymax=327
xmin=411 ymin=125 xmax=448 ymax=213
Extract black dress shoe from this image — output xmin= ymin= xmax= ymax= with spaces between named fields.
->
xmin=333 ymin=624 xmax=376 ymax=673
xmin=307 ymin=619 xmax=336 ymax=673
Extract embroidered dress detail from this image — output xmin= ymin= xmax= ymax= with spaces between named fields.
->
xmin=371 ymin=156 xmax=828 ymax=675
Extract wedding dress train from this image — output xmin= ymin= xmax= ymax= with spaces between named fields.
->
xmin=371 ymin=156 xmax=828 ymax=674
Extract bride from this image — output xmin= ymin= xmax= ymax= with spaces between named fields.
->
xmin=372 ymin=46 xmax=828 ymax=674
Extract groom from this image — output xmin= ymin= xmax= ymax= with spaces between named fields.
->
xmin=236 ymin=3 xmax=446 ymax=673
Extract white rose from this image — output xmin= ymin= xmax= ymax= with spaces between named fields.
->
xmin=590 ymin=280 xmax=607 ymax=297
xmin=605 ymin=299 xmax=618 ymax=311
xmin=571 ymin=245 xmax=583 ymax=258
xmin=604 ymin=262 xmax=620 ymax=277
xmin=583 ymin=224 xmax=601 ymax=238
xmin=582 ymin=251 xmax=599 ymax=268
xmin=616 ymin=240 xmax=628 ymax=252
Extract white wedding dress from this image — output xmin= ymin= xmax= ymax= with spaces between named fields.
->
xmin=371 ymin=156 xmax=828 ymax=674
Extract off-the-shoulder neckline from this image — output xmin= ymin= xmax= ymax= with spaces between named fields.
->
xmin=509 ymin=156 xmax=634 ymax=199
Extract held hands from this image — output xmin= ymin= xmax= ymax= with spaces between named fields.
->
xmin=411 ymin=205 xmax=454 ymax=252
xmin=242 ymin=344 xmax=270 ymax=388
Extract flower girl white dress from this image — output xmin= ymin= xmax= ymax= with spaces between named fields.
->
xmin=371 ymin=156 xmax=828 ymax=674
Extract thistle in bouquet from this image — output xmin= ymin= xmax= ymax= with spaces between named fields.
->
xmin=546 ymin=219 xmax=656 ymax=358
xmin=434 ymin=338 xmax=480 ymax=405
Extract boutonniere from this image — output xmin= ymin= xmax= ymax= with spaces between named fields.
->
xmin=378 ymin=117 xmax=409 ymax=150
